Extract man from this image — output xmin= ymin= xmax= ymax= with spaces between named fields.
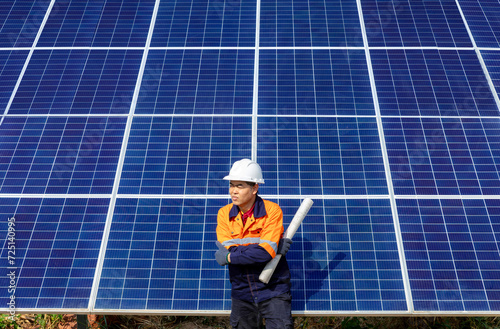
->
xmin=215 ymin=159 xmax=293 ymax=329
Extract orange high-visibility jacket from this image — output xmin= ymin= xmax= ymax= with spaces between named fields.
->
xmin=216 ymin=195 xmax=291 ymax=302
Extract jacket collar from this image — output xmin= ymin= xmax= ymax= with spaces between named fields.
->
xmin=229 ymin=195 xmax=267 ymax=219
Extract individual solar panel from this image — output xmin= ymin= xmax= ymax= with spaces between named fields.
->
xmin=150 ymin=0 xmax=256 ymax=47
xmin=95 ymin=198 xmax=227 ymax=311
xmin=8 ymin=49 xmax=143 ymax=115
xmin=0 ymin=116 xmax=126 ymax=194
xmin=398 ymin=198 xmax=500 ymax=311
xmin=135 ymin=49 xmax=254 ymax=115
xmin=258 ymin=49 xmax=375 ymax=116
xmin=290 ymin=198 xmax=406 ymax=312
xmin=481 ymin=50 xmax=500 ymax=98
xmin=95 ymin=198 xmax=406 ymax=312
xmin=37 ymin=0 xmax=155 ymax=47
xmin=383 ymin=117 xmax=500 ymax=196
xmin=0 ymin=197 xmax=109 ymax=309
xmin=118 ymin=116 xmax=252 ymax=195
xmin=371 ymin=49 xmax=499 ymax=117
xmin=0 ymin=0 xmax=50 ymax=47
xmin=361 ymin=0 xmax=472 ymax=47
xmin=257 ymin=117 xmax=388 ymax=196
xmin=458 ymin=0 xmax=500 ymax=48
xmin=259 ymin=0 xmax=363 ymax=47
xmin=0 ymin=50 xmax=29 ymax=113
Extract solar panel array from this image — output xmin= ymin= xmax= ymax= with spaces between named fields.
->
xmin=0 ymin=0 xmax=499 ymax=315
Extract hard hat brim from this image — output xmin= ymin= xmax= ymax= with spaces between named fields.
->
xmin=223 ymin=175 xmax=264 ymax=184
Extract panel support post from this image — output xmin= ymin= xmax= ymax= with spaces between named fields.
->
xmin=77 ymin=315 xmax=88 ymax=329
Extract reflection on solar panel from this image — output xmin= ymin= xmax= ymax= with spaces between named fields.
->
xmin=0 ymin=0 xmax=500 ymax=316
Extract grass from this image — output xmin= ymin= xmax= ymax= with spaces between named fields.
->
xmin=1 ymin=315 xmax=500 ymax=329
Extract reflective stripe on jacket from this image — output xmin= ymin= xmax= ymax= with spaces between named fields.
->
xmin=216 ymin=195 xmax=291 ymax=302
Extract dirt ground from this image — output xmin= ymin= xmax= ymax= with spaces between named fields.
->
xmin=51 ymin=314 xmax=231 ymax=329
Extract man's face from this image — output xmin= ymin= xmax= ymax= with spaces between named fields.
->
xmin=229 ymin=181 xmax=258 ymax=210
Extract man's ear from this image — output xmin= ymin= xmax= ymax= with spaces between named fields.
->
xmin=252 ymin=184 xmax=259 ymax=195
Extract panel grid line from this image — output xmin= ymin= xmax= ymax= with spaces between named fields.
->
xmin=252 ymin=0 xmax=261 ymax=161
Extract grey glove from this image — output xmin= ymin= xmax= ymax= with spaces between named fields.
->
xmin=215 ymin=241 xmax=230 ymax=266
xmin=277 ymin=238 xmax=293 ymax=255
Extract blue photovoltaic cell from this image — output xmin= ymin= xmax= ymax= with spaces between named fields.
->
xmin=481 ymin=50 xmax=500 ymax=98
xmin=383 ymin=117 xmax=500 ymax=196
xmin=0 ymin=198 xmax=108 ymax=309
xmin=118 ymin=116 xmax=252 ymax=195
xmin=398 ymin=198 xmax=500 ymax=311
xmin=135 ymin=50 xmax=254 ymax=115
xmin=458 ymin=0 xmax=500 ymax=48
xmin=362 ymin=0 xmax=472 ymax=47
xmin=0 ymin=50 xmax=29 ymax=112
xmin=257 ymin=117 xmax=388 ymax=196
xmin=8 ymin=49 xmax=143 ymax=115
xmin=371 ymin=49 xmax=499 ymax=117
xmin=37 ymin=0 xmax=155 ymax=47
xmin=95 ymin=198 xmax=406 ymax=312
xmin=0 ymin=0 xmax=50 ymax=47
xmin=258 ymin=49 xmax=375 ymax=116
xmin=259 ymin=0 xmax=362 ymax=47
xmin=0 ymin=116 xmax=126 ymax=194
xmin=150 ymin=0 xmax=256 ymax=47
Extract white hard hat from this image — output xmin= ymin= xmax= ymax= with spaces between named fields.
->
xmin=223 ymin=159 xmax=265 ymax=184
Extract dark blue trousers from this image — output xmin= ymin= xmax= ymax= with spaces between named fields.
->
xmin=230 ymin=293 xmax=293 ymax=329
